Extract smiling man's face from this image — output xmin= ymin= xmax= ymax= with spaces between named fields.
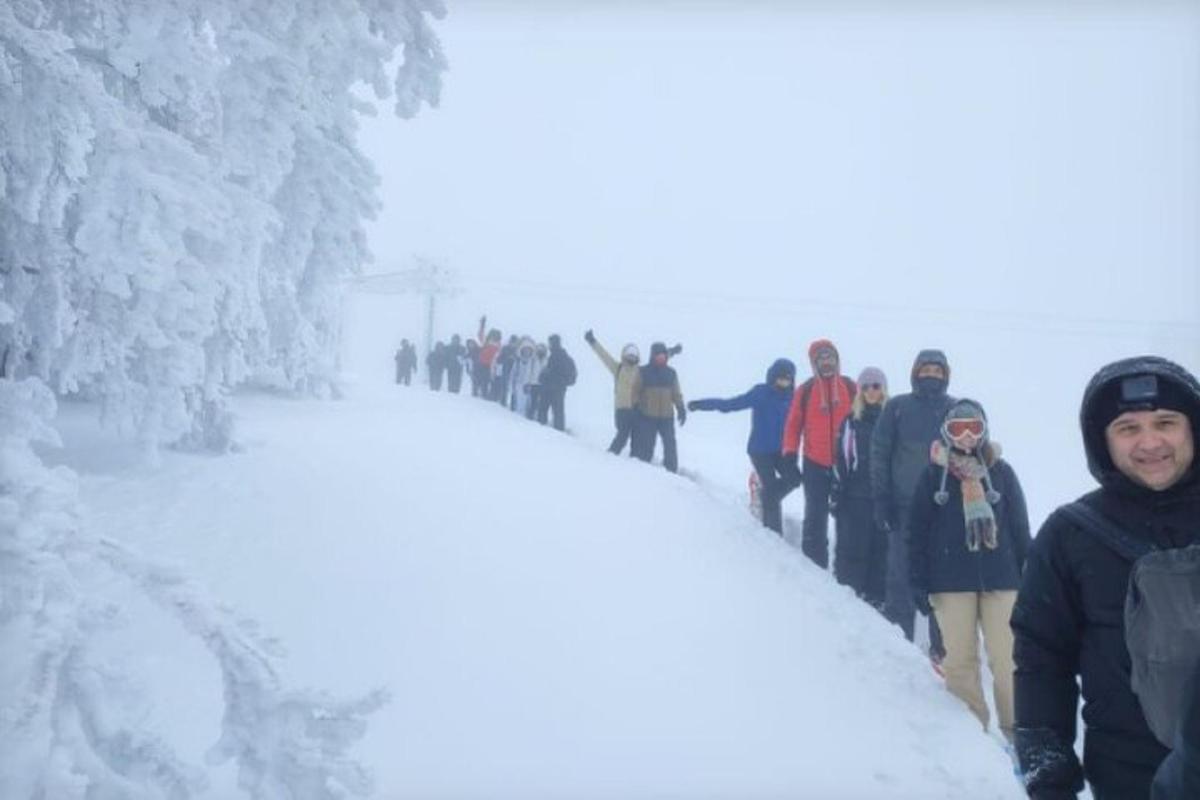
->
xmin=1105 ymin=409 xmax=1195 ymax=491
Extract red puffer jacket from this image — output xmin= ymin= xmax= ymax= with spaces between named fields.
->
xmin=781 ymin=339 xmax=856 ymax=467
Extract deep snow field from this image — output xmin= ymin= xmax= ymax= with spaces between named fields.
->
xmin=39 ymin=290 xmax=1163 ymax=798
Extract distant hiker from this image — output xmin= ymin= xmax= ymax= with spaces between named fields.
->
xmin=631 ymin=342 xmax=686 ymax=472
xmin=465 ymin=339 xmax=481 ymax=395
xmin=509 ymin=337 xmax=541 ymax=418
xmin=584 ymin=329 xmax=641 ymax=455
xmin=426 ymin=341 xmax=446 ymax=391
xmin=527 ymin=342 xmax=548 ymax=420
xmin=394 ymin=339 xmax=416 ymax=386
xmin=909 ymin=399 xmax=1030 ymax=743
xmin=781 ymin=339 xmax=857 ymax=568
xmin=537 ymin=334 xmax=576 ymax=431
xmin=1012 ymin=357 xmax=1200 ymax=800
xmin=832 ymin=367 xmax=890 ymax=607
xmin=493 ymin=335 xmax=520 ymax=406
xmin=474 ymin=316 xmax=501 ymax=399
xmin=688 ymin=358 xmax=798 ymax=534
xmin=444 ymin=334 xmax=466 ymax=394
xmin=872 ymin=349 xmax=955 ymax=651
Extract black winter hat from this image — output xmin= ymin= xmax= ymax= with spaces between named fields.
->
xmin=1080 ymin=356 xmax=1200 ymax=484
xmin=910 ymin=349 xmax=950 ymax=391
xmin=650 ymin=342 xmax=668 ymax=358
xmin=548 ymin=334 xmax=562 ymax=349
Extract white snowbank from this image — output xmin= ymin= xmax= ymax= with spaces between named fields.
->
xmin=55 ymin=371 xmax=1023 ymax=798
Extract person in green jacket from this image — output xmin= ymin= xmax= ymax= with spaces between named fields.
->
xmin=584 ymin=329 xmax=641 ymax=455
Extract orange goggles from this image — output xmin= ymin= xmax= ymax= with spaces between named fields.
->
xmin=944 ymin=418 xmax=985 ymax=439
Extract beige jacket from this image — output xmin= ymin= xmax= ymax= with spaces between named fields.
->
xmin=589 ymin=340 xmax=639 ymax=410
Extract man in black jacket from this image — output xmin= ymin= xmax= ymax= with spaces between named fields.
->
xmin=537 ymin=334 xmax=576 ymax=431
xmin=871 ymin=349 xmax=955 ymax=644
xmin=1012 ymin=356 xmax=1200 ymax=800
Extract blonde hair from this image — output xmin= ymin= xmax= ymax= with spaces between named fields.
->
xmin=853 ymin=383 xmax=888 ymax=420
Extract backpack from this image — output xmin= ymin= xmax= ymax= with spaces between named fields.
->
xmin=1060 ymin=501 xmax=1200 ymax=748
xmin=563 ymin=354 xmax=577 ymax=386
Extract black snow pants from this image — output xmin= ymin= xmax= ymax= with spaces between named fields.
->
xmin=537 ymin=385 xmax=566 ymax=431
xmin=446 ymin=366 xmax=463 ymax=394
xmin=429 ymin=367 xmax=444 ymax=391
xmin=834 ymin=493 xmax=888 ymax=609
xmin=609 ymin=409 xmax=637 ymax=455
xmin=801 ymin=458 xmax=833 ymax=568
xmin=883 ymin=507 xmax=944 ymax=655
xmin=749 ymin=452 xmax=799 ymax=535
xmin=633 ymin=414 xmax=677 ymax=473
xmin=472 ymin=366 xmax=489 ymax=398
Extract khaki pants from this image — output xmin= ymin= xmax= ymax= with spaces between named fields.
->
xmin=930 ymin=590 xmax=1017 ymax=739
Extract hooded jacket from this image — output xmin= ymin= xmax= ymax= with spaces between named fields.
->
xmin=782 ymin=340 xmax=856 ymax=467
xmin=689 ymin=359 xmax=796 ymax=456
xmin=633 ymin=343 xmax=684 ymax=420
xmin=870 ymin=349 xmax=955 ymax=517
xmin=1012 ymin=357 xmax=1200 ymax=800
xmin=589 ymin=339 xmax=639 ymax=410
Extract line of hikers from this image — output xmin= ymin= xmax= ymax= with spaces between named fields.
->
xmin=398 ymin=323 xmax=1200 ymax=800
xmin=397 ymin=316 xmax=578 ymax=430
xmin=582 ymin=332 xmax=1200 ymax=800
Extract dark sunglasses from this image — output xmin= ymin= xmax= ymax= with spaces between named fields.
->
xmin=862 ymin=383 xmax=883 ymax=391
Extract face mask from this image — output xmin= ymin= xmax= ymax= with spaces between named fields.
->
xmin=915 ymin=375 xmax=946 ymax=395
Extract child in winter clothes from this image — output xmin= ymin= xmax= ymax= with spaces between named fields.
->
xmin=782 ymin=339 xmax=857 ymax=569
xmin=908 ymin=399 xmax=1030 ymax=742
xmin=426 ymin=342 xmax=446 ymax=391
xmin=833 ymin=367 xmax=890 ymax=608
xmin=631 ymin=342 xmax=686 ymax=472
xmin=585 ymin=329 xmax=641 ymax=455
xmin=688 ymin=358 xmax=798 ymax=534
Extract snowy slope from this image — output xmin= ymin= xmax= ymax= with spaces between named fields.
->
xmin=47 ymin=296 xmax=1030 ymax=799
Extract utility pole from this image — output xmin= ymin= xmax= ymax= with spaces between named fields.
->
xmin=352 ymin=256 xmax=462 ymax=373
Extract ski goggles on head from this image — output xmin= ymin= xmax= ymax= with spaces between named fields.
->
xmin=944 ymin=418 xmax=986 ymax=440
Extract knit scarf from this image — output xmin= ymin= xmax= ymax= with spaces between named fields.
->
xmin=931 ymin=441 xmax=997 ymax=551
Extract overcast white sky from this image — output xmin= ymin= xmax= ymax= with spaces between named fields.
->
xmin=359 ymin=0 xmax=1199 ymax=345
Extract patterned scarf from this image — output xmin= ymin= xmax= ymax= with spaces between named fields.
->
xmin=931 ymin=441 xmax=998 ymax=551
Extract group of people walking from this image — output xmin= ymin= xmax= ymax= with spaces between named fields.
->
xmin=399 ymin=322 xmax=1200 ymax=800
xmin=586 ymin=333 xmax=1200 ymax=800
xmin=397 ymin=316 xmax=577 ymax=430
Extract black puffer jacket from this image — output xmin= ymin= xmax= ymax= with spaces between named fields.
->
xmin=870 ymin=350 xmax=955 ymax=519
xmin=835 ymin=403 xmax=883 ymax=499
xmin=1012 ymin=357 xmax=1200 ymax=800
xmin=908 ymin=448 xmax=1031 ymax=594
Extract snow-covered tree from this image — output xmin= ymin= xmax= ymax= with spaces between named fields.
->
xmin=1 ymin=0 xmax=444 ymax=794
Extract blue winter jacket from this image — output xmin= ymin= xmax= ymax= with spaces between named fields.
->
xmin=689 ymin=359 xmax=796 ymax=456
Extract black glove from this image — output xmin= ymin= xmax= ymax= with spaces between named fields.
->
xmin=829 ymin=482 xmax=841 ymax=517
xmin=913 ymin=591 xmax=932 ymax=617
xmin=584 ymin=329 xmax=596 ymax=345
xmin=780 ymin=453 xmax=803 ymax=487
xmin=686 ymin=400 xmax=699 ymax=412
xmin=668 ymin=343 xmax=683 ymax=357
xmin=677 ymin=407 xmax=687 ymax=426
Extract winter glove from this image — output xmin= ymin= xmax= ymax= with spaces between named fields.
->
xmin=829 ymin=481 xmax=841 ymax=518
xmin=677 ymin=407 xmax=687 ymax=426
xmin=668 ymin=343 xmax=683 ymax=357
xmin=584 ymin=329 xmax=596 ymax=345
xmin=913 ymin=591 xmax=932 ymax=617
xmin=780 ymin=453 xmax=803 ymax=488
xmin=686 ymin=400 xmax=699 ymax=412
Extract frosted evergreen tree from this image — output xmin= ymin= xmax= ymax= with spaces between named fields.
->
xmin=0 ymin=0 xmax=445 ymax=795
